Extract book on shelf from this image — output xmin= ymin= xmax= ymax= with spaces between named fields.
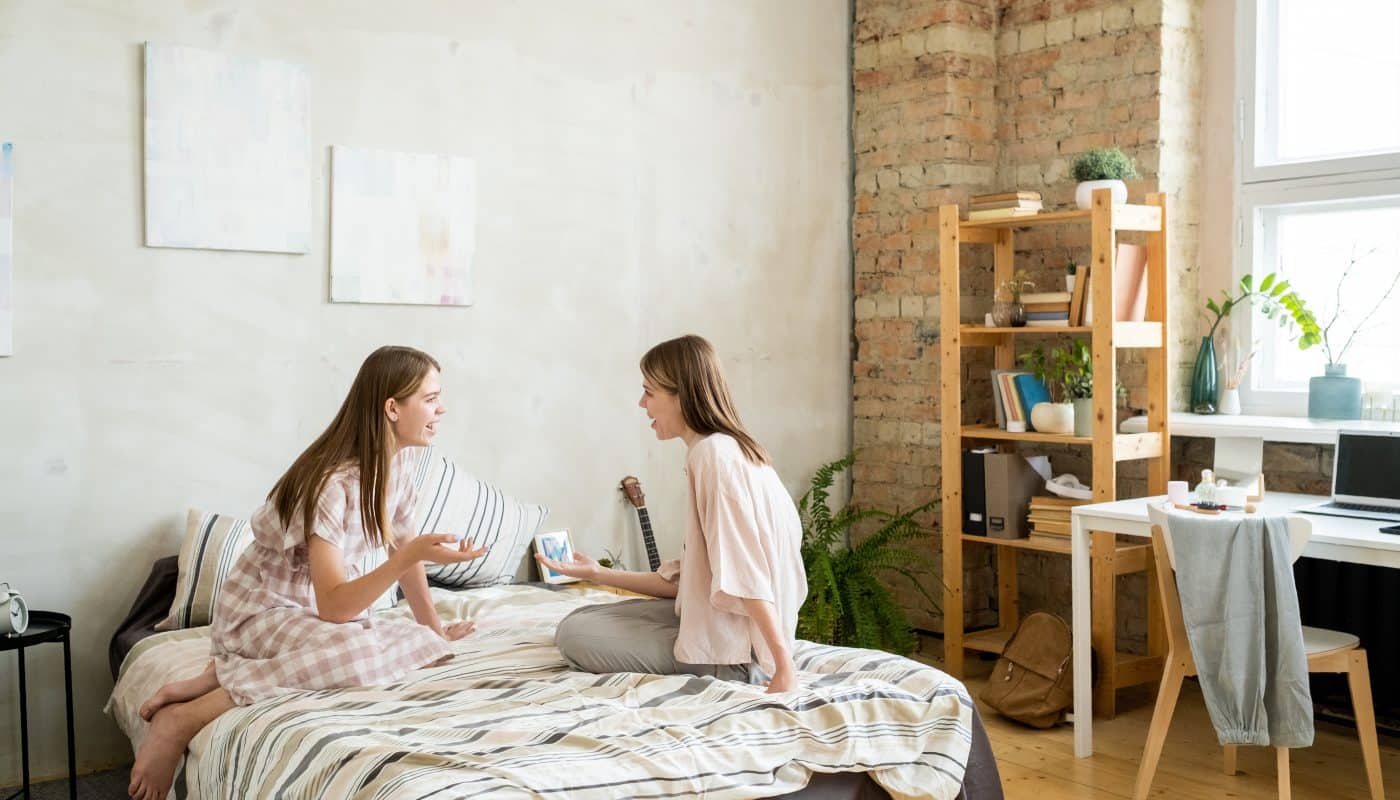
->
xmin=1012 ymin=373 xmax=1050 ymax=426
xmin=970 ymin=190 xmax=1042 ymax=204
xmin=1019 ymin=291 xmax=1072 ymax=304
xmin=1113 ymin=242 xmax=1149 ymax=322
xmin=1025 ymin=311 xmax=1070 ymax=321
xmin=1069 ymin=263 xmax=1090 ymax=325
xmin=1024 ymin=301 xmax=1071 ymax=313
xmin=996 ymin=371 xmax=1026 ymax=427
xmin=970 ymin=198 xmax=1044 ymax=211
xmin=968 ymin=207 xmax=1040 ymax=221
xmin=1027 ymin=495 xmax=1091 ymax=539
xmin=1024 ymin=319 xmax=1071 ymax=328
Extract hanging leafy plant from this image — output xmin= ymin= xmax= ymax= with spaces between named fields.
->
xmin=796 ymin=455 xmax=940 ymax=655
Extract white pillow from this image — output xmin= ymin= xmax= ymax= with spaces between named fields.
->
xmin=404 ymin=447 xmax=549 ymax=588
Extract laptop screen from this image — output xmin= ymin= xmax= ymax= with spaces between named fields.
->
xmin=1335 ymin=433 xmax=1400 ymax=502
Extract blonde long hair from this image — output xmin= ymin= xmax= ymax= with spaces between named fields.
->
xmin=269 ymin=346 xmax=440 ymax=548
xmin=640 ymin=334 xmax=770 ymax=465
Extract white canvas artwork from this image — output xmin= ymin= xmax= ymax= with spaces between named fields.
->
xmin=0 ymin=142 xmax=12 ymax=356
xmin=143 ymin=43 xmax=311 ymax=253
xmin=330 ymin=146 xmax=475 ymax=306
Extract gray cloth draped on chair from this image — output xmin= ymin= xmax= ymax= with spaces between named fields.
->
xmin=1169 ymin=513 xmax=1314 ymax=747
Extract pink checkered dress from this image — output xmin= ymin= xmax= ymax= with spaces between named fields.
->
xmin=210 ymin=451 xmax=449 ymax=706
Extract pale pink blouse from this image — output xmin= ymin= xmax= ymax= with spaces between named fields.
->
xmin=657 ymin=434 xmax=807 ymax=674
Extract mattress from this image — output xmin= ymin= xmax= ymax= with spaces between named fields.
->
xmin=109 ymin=584 xmax=997 ymax=799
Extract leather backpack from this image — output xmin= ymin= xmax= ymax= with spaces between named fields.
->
xmin=978 ymin=611 xmax=1073 ymax=729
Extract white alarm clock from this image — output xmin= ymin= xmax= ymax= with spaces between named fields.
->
xmin=0 ymin=583 xmax=28 ymax=636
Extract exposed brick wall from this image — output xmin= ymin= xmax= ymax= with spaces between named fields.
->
xmin=851 ymin=0 xmax=1205 ymax=646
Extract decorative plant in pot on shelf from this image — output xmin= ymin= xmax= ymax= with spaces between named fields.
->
xmin=1019 ymin=339 xmax=1092 ymax=435
xmin=1304 ymin=247 xmax=1400 ymax=419
xmin=1071 ymin=147 xmax=1138 ymax=210
xmin=1196 ymin=272 xmax=1320 ymax=414
xmin=992 ymin=269 xmax=1035 ymax=327
xmin=796 ymin=455 xmax=940 ymax=655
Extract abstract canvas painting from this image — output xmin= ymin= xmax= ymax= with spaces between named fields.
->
xmin=0 ymin=143 xmax=12 ymax=357
xmin=143 ymin=43 xmax=310 ymax=253
xmin=330 ymin=146 xmax=475 ymax=306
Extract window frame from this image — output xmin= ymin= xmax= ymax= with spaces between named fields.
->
xmin=1234 ymin=0 xmax=1400 ymax=416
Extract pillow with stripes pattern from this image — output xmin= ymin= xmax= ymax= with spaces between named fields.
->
xmin=403 ymin=447 xmax=550 ymax=588
xmin=157 ymin=507 xmax=401 ymax=631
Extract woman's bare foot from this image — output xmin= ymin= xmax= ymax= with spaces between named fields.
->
xmin=140 ymin=661 xmax=217 ymax=722
xmin=128 ymin=687 xmax=234 ymax=800
xmin=128 ymin=705 xmax=190 ymax=799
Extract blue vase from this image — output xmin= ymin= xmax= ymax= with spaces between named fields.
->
xmin=1189 ymin=336 xmax=1218 ymax=414
xmin=1308 ymin=363 xmax=1362 ymax=419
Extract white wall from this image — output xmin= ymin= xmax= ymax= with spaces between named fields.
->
xmin=0 ymin=0 xmax=852 ymax=781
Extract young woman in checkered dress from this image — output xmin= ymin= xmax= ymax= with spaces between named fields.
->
xmin=128 ymin=346 xmax=486 ymax=800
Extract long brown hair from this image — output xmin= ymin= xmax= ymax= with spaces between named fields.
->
xmin=640 ymin=334 xmax=770 ymax=465
xmin=269 ymin=346 xmax=440 ymax=549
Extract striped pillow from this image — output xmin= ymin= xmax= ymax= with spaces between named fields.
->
xmin=158 ymin=508 xmax=401 ymax=631
xmin=156 ymin=509 xmax=253 ymax=631
xmin=405 ymin=448 xmax=549 ymax=588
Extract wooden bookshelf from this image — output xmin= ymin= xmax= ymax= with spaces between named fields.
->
xmin=938 ymin=189 xmax=1171 ymax=719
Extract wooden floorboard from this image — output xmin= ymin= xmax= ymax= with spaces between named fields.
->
xmin=955 ymin=664 xmax=1400 ymax=799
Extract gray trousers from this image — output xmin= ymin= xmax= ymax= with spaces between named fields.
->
xmin=555 ymin=598 xmax=760 ymax=683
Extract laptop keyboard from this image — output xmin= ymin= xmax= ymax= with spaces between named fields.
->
xmin=1331 ymin=501 xmax=1400 ymax=514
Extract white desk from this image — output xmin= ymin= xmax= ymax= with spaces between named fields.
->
xmin=1070 ymin=491 xmax=1400 ymax=758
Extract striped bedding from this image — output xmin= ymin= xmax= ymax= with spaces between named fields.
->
xmin=108 ymin=585 xmax=974 ymax=799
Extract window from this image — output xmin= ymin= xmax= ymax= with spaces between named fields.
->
xmin=1238 ymin=0 xmax=1400 ymax=414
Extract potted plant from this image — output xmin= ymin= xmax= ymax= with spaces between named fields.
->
xmin=1019 ymin=340 xmax=1089 ymax=435
xmin=1196 ymin=272 xmax=1319 ymax=414
xmin=992 ymin=269 xmax=1035 ymax=327
xmin=1071 ymin=148 xmax=1138 ymax=210
xmin=796 ymin=455 xmax=939 ymax=655
xmin=1306 ymin=247 xmax=1400 ymax=419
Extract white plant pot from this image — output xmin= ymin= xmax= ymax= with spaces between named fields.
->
xmin=1218 ymin=388 xmax=1241 ymax=415
xmin=1075 ymin=179 xmax=1128 ymax=210
xmin=1031 ymin=402 xmax=1076 ymax=435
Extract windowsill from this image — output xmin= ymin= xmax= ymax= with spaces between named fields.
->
xmin=1119 ymin=412 xmax=1400 ymax=444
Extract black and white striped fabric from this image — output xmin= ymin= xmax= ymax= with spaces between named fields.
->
xmin=403 ymin=447 xmax=549 ymax=588
xmin=110 ymin=585 xmax=974 ymax=800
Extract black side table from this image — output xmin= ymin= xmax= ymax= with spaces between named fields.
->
xmin=2 ymin=611 xmax=75 ymax=800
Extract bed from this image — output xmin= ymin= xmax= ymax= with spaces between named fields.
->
xmin=107 ymin=558 xmax=1002 ymax=799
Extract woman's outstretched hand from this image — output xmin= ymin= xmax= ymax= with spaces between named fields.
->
xmin=533 ymin=550 xmax=601 ymax=581
xmin=437 ymin=619 xmax=477 ymax=641
xmin=395 ymin=534 xmax=488 ymax=568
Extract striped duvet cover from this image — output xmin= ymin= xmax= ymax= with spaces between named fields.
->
xmin=108 ymin=585 xmax=973 ymax=799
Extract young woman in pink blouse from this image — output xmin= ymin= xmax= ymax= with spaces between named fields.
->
xmin=538 ymin=335 xmax=808 ymax=693
xmin=128 ymin=346 xmax=486 ymax=800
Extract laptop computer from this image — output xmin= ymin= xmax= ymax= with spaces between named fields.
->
xmin=1298 ymin=430 xmax=1400 ymax=523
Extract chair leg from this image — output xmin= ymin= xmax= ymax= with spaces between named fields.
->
xmin=1223 ymin=744 xmax=1237 ymax=776
xmin=1133 ymin=661 xmax=1185 ymax=800
xmin=1275 ymin=747 xmax=1291 ymax=800
xmin=1345 ymin=650 xmax=1386 ymax=800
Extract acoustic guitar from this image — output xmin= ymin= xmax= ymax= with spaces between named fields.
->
xmin=620 ymin=476 xmax=662 ymax=572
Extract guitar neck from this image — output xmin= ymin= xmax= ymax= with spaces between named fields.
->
xmin=636 ymin=506 xmax=662 ymax=572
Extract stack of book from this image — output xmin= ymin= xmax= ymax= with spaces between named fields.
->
xmin=991 ymin=370 xmax=1050 ymax=430
xmin=967 ymin=191 xmax=1042 ymax=221
xmin=1019 ymin=291 xmax=1072 ymax=327
xmin=1027 ymin=495 xmax=1091 ymax=544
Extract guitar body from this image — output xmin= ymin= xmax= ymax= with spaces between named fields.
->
xmin=620 ymin=476 xmax=662 ymax=572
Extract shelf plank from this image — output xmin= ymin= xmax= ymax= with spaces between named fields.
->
xmin=963 ymin=627 xmax=1015 ymax=654
xmin=962 ymin=425 xmax=1092 ymax=444
xmin=1114 ymin=432 xmax=1164 ymax=462
xmin=1113 ymin=321 xmax=1164 ymax=348
xmin=957 ymin=203 xmax=1163 ymax=232
xmin=958 ymin=322 xmax=1161 ymax=348
xmin=963 ymin=533 xmax=1072 ymax=555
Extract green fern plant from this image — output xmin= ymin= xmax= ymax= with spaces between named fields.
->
xmin=796 ymin=455 xmax=940 ymax=655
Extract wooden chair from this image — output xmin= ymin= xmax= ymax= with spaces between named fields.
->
xmin=1133 ymin=504 xmax=1385 ymax=800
